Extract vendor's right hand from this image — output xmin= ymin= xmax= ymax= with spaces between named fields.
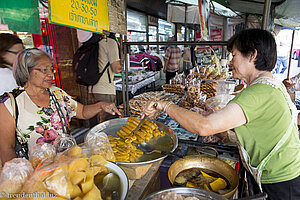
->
xmin=142 ymin=101 xmax=164 ymax=118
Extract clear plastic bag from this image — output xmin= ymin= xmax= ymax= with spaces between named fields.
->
xmin=29 ymin=143 xmax=56 ymax=169
xmin=205 ymin=94 xmax=235 ymax=111
xmin=53 ymin=134 xmax=77 ymax=153
xmin=0 ymin=158 xmax=34 ymax=194
xmin=23 ymin=152 xmax=108 ymax=199
xmin=85 ymin=131 xmax=116 ymax=162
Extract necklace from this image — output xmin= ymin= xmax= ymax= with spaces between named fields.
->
xmin=248 ymin=71 xmax=268 ymax=86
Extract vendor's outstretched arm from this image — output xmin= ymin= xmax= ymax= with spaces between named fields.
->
xmin=143 ymin=101 xmax=246 ymax=136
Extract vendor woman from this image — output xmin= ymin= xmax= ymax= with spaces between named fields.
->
xmin=143 ymin=29 xmax=300 ymax=200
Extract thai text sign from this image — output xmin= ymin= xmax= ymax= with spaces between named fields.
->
xmin=49 ymin=0 xmax=109 ymax=33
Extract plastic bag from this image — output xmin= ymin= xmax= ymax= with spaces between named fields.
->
xmin=85 ymin=131 xmax=116 ymax=162
xmin=29 ymin=143 xmax=56 ymax=169
xmin=205 ymin=94 xmax=235 ymax=111
xmin=0 ymin=158 xmax=34 ymax=195
xmin=23 ymin=151 xmax=108 ymax=199
xmin=53 ymin=134 xmax=77 ymax=153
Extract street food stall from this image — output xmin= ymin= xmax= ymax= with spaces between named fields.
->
xmin=1 ymin=0 xmax=300 ymax=200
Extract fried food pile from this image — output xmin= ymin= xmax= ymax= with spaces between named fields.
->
xmin=108 ymin=117 xmax=166 ymax=163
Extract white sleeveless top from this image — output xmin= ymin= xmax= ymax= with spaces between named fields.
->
xmin=1 ymin=86 xmax=77 ymax=151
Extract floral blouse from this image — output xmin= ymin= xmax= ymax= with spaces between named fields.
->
xmin=0 ymin=86 xmax=77 ymax=151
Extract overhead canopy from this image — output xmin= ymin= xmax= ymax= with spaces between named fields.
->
xmin=166 ymin=0 xmax=300 ymax=27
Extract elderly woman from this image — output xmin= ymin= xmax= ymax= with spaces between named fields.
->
xmin=143 ymin=29 xmax=300 ymax=199
xmin=0 ymin=48 xmax=121 ymax=164
xmin=0 ymin=33 xmax=24 ymax=95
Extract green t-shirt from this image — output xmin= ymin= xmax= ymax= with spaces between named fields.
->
xmin=230 ymin=81 xmax=300 ymax=184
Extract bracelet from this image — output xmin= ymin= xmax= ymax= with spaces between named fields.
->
xmin=163 ymin=101 xmax=174 ymax=113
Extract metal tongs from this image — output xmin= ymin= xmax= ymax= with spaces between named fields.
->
xmin=129 ymin=102 xmax=158 ymax=136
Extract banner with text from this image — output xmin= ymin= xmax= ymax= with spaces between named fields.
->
xmin=49 ymin=0 xmax=109 ymax=33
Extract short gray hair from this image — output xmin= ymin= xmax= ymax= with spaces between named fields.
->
xmin=13 ymin=48 xmax=51 ymax=87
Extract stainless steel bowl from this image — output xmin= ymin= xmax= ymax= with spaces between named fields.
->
xmin=88 ymin=118 xmax=178 ymax=167
xmin=144 ymin=187 xmax=227 ymax=200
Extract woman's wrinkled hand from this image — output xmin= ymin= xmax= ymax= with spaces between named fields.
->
xmin=142 ymin=101 xmax=164 ymax=118
xmin=101 ymin=102 xmax=121 ymax=116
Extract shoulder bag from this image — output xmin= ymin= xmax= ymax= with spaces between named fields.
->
xmin=7 ymin=93 xmax=29 ymax=159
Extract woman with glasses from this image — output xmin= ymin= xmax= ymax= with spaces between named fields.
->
xmin=0 ymin=48 xmax=121 ymax=164
xmin=0 ymin=33 xmax=24 ymax=95
xmin=143 ymin=29 xmax=300 ymax=200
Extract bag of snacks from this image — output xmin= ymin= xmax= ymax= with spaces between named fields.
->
xmin=29 ymin=143 xmax=56 ymax=169
xmin=0 ymin=158 xmax=34 ymax=195
xmin=23 ymin=146 xmax=108 ymax=200
xmin=85 ymin=131 xmax=116 ymax=162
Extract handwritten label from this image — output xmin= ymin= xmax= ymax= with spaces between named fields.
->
xmin=49 ymin=0 xmax=109 ymax=33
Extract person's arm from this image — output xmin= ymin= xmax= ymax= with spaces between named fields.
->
xmin=143 ymin=101 xmax=246 ymax=136
xmin=111 ymin=60 xmax=121 ymax=74
xmin=107 ymin=39 xmax=121 ymax=74
xmin=0 ymin=103 xmax=17 ymax=164
xmin=164 ymin=48 xmax=170 ymax=73
xmin=164 ymin=59 xmax=169 ymax=73
xmin=75 ymin=101 xmax=121 ymax=120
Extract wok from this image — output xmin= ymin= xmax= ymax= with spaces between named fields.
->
xmin=168 ymin=154 xmax=239 ymax=199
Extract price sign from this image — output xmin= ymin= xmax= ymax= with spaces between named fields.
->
xmin=49 ymin=0 xmax=109 ymax=33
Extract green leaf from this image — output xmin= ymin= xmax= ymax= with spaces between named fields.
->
xmin=23 ymin=133 xmax=30 ymax=138
xmin=36 ymin=122 xmax=43 ymax=126
xmin=27 ymin=126 xmax=34 ymax=131
xmin=37 ymin=110 xmax=44 ymax=114
xmin=41 ymin=116 xmax=50 ymax=123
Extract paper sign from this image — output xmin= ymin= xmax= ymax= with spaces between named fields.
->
xmin=49 ymin=0 xmax=109 ymax=33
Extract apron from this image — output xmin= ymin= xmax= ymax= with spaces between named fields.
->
xmin=236 ymin=77 xmax=298 ymax=191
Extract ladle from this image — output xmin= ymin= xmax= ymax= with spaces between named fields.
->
xmin=138 ymin=142 xmax=182 ymax=158
xmin=103 ymin=172 xmax=120 ymax=200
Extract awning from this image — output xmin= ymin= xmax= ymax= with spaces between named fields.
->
xmin=166 ymin=0 xmax=300 ymax=28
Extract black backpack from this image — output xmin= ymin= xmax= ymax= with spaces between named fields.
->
xmin=72 ymin=33 xmax=113 ymax=86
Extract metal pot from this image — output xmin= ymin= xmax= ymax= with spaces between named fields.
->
xmin=144 ymin=187 xmax=227 ymax=200
xmin=168 ymin=154 xmax=239 ymax=199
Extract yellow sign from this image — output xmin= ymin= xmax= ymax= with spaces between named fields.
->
xmin=49 ymin=0 xmax=109 ymax=33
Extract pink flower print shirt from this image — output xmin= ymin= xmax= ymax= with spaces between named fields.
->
xmin=2 ymin=86 xmax=77 ymax=151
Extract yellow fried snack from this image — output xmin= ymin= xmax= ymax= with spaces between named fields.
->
xmin=108 ymin=117 xmax=167 ymax=162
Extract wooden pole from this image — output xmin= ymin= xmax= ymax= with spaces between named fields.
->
xmin=287 ymin=30 xmax=295 ymax=79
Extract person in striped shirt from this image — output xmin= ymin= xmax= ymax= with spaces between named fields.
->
xmin=163 ymin=36 xmax=182 ymax=84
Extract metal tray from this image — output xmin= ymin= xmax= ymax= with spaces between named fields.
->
xmin=144 ymin=187 xmax=227 ymax=200
xmin=88 ymin=118 xmax=178 ymax=167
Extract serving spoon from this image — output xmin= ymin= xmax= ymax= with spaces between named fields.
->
xmin=102 ymin=172 xmax=120 ymax=200
xmin=138 ymin=142 xmax=182 ymax=158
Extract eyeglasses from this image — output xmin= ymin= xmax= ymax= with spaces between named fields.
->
xmin=6 ymin=50 xmax=19 ymax=55
xmin=32 ymin=67 xmax=56 ymax=74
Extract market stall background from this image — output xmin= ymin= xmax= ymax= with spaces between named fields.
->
xmin=0 ymin=0 xmax=300 ymax=199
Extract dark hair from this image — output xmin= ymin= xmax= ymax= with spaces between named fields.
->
xmin=0 ymin=33 xmax=23 ymax=68
xmin=227 ymin=29 xmax=277 ymax=71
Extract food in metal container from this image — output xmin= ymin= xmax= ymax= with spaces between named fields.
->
xmin=144 ymin=187 xmax=227 ymax=200
xmin=108 ymin=117 xmax=167 ymax=163
xmin=150 ymin=192 xmax=209 ymax=200
xmin=173 ymin=168 xmax=229 ymax=194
